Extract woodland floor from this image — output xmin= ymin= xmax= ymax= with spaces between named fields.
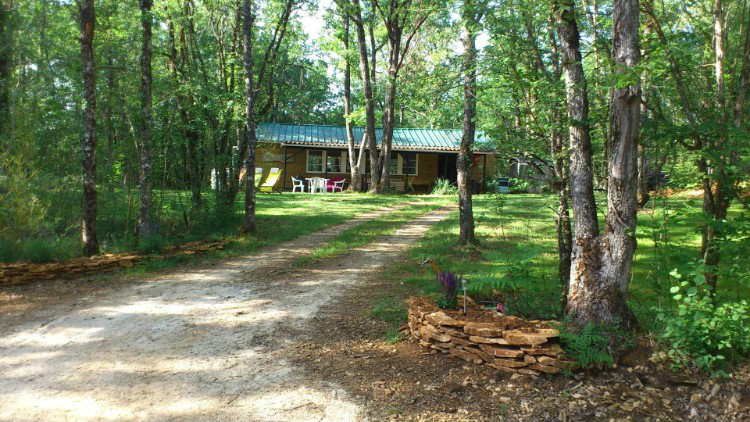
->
xmin=0 ymin=200 xmax=748 ymax=422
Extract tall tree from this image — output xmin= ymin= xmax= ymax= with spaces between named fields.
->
xmin=0 ymin=0 xmax=11 ymax=140
xmin=375 ymin=0 xmax=429 ymax=192
xmin=644 ymin=0 xmax=750 ymax=293
xmin=138 ymin=0 xmax=153 ymax=239
xmin=78 ymin=0 xmax=98 ymax=256
xmin=342 ymin=0 xmax=379 ymax=191
xmin=457 ymin=0 xmax=482 ymax=245
xmin=555 ymin=0 xmax=641 ymax=329
xmin=242 ymin=0 xmax=257 ymax=234
xmin=341 ymin=15 xmax=367 ymax=191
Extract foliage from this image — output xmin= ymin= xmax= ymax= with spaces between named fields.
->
xmin=431 ymin=178 xmax=458 ymax=195
xmin=22 ymin=239 xmax=57 ymax=263
xmin=436 ymin=271 xmax=460 ymax=310
xmin=371 ymin=298 xmax=407 ymax=343
xmin=559 ymin=320 xmax=634 ymax=370
xmin=655 ymin=266 xmax=750 ymax=375
xmin=137 ymin=234 xmax=165 ymax=255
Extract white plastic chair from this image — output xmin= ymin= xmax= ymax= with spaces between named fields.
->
xmin=291 ymin=177 xmax=305 ymax=193
xmin=332 ymin=179 xmax=346 ymax=193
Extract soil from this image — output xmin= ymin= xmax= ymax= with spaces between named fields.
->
xmin=296 ymin=264 xmax=750 ymax=422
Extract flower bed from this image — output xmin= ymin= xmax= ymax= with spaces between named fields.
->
xmin=406 ymin=296 xmax=576 ymax=375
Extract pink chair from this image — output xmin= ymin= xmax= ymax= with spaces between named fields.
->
xmin=327 ymin=177 xmax=346 ymax=193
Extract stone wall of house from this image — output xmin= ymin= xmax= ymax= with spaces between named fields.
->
xmin=406 ymin=297 xmax=576 ymax=376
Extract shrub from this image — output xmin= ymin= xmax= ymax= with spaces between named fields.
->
xmin=0 ymin=237 xmax=21 ymax=263
xmin=138 ymin=234 xmax=165 ymax=255
xmin=559 ymin=321 xmax=615 ymax=370
xmin=23 ymin=238 xmax=56 ymax=263
xmin=655 ymin=267 xmax=750 ymax=376
xmin=431 ymin=178 xmax=458 ymax=195
xmin=436 ymin=271 xmax=460 ymax=310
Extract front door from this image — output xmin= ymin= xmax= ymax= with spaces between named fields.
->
xmin=437 ymin=153 xmax=458 ymax=184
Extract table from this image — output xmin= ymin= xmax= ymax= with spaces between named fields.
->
xmin=305 ymin=177 xmax=329 ymax=194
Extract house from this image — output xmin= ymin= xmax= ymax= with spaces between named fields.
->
xmin=253 ymin=123 xmax=496 ymax=193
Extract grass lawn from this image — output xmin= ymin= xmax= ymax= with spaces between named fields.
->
xmin=371 ymin=193 xmax=749 ymax=336
xmin=0 ymin=191 xmax=410 ymax=264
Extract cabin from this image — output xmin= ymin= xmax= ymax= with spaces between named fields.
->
xmin=253 ymin=123 xmax=496 ymax=193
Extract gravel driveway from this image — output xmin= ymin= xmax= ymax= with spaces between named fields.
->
xmin=0 ymin=204 xmax=453 ymax=422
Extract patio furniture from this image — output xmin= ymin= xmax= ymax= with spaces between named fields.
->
xmin=306 ymin=177 xmax=328 ymax=194
xmin=327 ymin=177 xmax=346 ymax=193
xmin=254 ymin=167 xmax=264 ymax=188
xmin=259 ymin=167 xmax=282 ymax=193
xmin=291 ymin=176 xmax=306 ymax=193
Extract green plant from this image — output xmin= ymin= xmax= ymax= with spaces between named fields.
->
xmin=436 ymin=271 xmax=460 ymax=310
xmin=655 ymin=266 xmax=750 ymax=375
xmin=431 ymin=178 xmax=458 ymax=195
xmin=0 ymin=237 xmax=21 ymax=263
xmin=138 ymin=234 xmax=165 ymax=255
xmin=371 ymin=299 xmax=407 ymax=342
xmin=558 ymin=320 xmax=633 ymax=370
xmin=23 ymin=238 xmax=56 ymax=263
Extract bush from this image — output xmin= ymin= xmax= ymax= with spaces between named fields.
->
xmin=655 ymin=267 xmax=750 ymax=375
xmin=431 ymin=178 xmax=458 ymax=195
xmin=138 ymin=234 xmax=165 ymax=255
xmin=0 ymin=237 xmax=21 ymax=263
xmin=23 ymin=238 xmax=56 ymax=263
xmin=559 ymin=322 xmax=615 ymax=370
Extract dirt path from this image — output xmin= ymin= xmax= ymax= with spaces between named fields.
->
xmin=0 ymin=204 xmax=454 ymax=422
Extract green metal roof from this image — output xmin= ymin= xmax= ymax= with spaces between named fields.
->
xmin=256 ymin=123 xmax=495 ymax=152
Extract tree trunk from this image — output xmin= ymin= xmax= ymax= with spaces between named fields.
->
xmin=556 ymin=0 xmax=639 ymax=330
xmin=457 ymin=5 xmax=478 ymax=246
xmin=342 ymin=16 xmax=364 ymax=191
xmin=78 ymin=0 xmax=98 ymax=256
xmin=0 ymin=1 xmax=12 ymax=139
xmin=242 ymin=0 xmax=257 ymax=234
xmin=378 ymin=38 xmax=399 ymax=193
xmin=138 ymin=0 xmax=153 ymax=240
xmin=350 ymin=0 xmax=379 ymax=192
xmin=700 ymin=0 xmax=729 ymax=293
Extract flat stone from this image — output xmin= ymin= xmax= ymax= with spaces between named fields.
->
xmin=537 ymin=356 xmax=558 ymax=366
xmin=464 ymin=346 xmax=493 ymax=362
xmin=419 ymin=325 xmax=451 ymax=343
xmin=521 ymin=344 xmax=564 ymax=356
xmin=424 ymin=311 xmax=467 ymax=328
xmin=450 ymin=347 xmax=481 ymax=363
xmin=530 ymin=363 xmax=560 ymax=374
xmin=478 ymin=344 xmax=525 ymax=358
xmin=444 ymin=327 xmax=468 ymax=338
xmin=449 ymin=336 xmax=472 ymax=346
xmin=468 ymin=335 xmax=509 ymax=345
xmin=503 ymin=330 xmax=549 ymax=346
xmin=431 ymin=344 xmax=452 ymax=353
xmin=492 ymin=358 xmax=528 ymax=368
xmin=535 ymin=328 xmax=560 ymax=338
xmin=524 ymin=354 xmax=537 ymax=364
xmin=464 ymin=322 xmax=504 ymax=337
xmin=418 ymin=340 xmax=432 ymax=348
xmin=518 ymin=368 xmax=540 ymax=376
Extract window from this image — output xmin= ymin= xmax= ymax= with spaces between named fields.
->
xmin=307 ymin=150 xmax=349 ymax=173
xmin=389 ymin=153 xmax=399 ymax=175
xmin=326 ymin=153 xmax=341 ymax=173
xmin=307 ymin=150 xmax=323 ymax=172
xmin=402 ymin=152 xmax=417 ymax=175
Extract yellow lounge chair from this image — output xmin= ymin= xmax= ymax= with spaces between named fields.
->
xmin=259 ymin=167 xmax=282 ymax=193
xmin=254 ymin=167 xmax=264 ymax=188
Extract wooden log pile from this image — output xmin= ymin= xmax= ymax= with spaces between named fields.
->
xmin=0 ymin=241 xmax=226 ymax=286
xmin=406 ymin=296 xmax=577 ymax=376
